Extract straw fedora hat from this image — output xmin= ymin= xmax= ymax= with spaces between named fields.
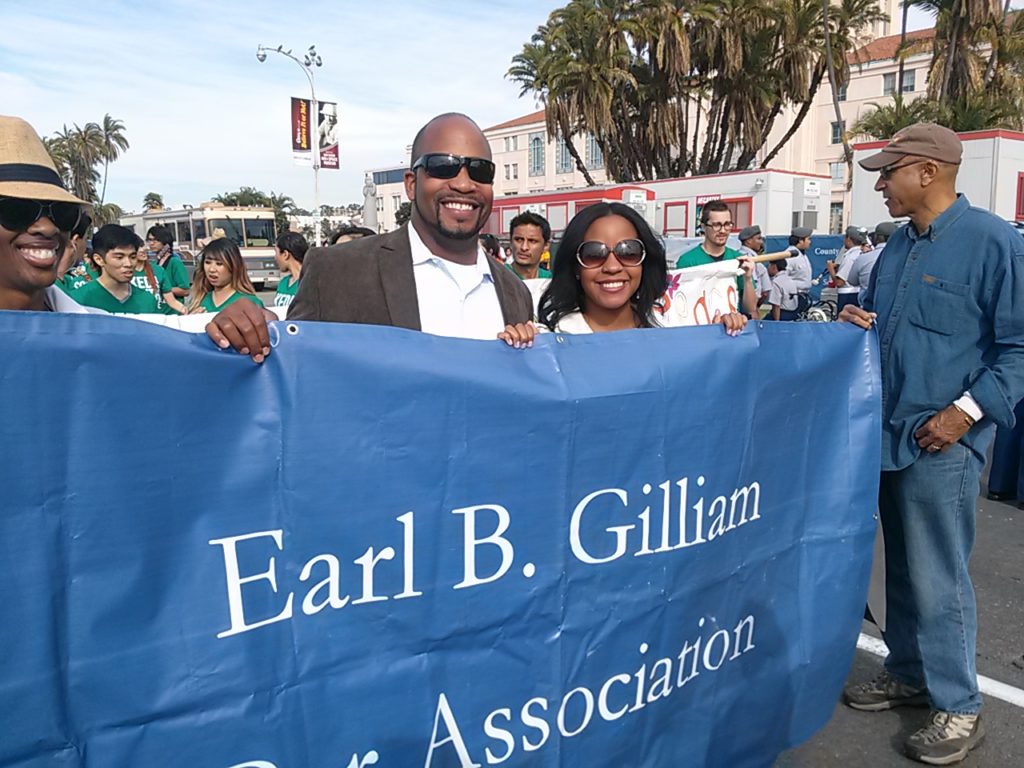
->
xmin=0 ymin=115 xmax=88 ymax=204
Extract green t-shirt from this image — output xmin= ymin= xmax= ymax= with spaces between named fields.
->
xmin=132 ymin=263 xmax=177 ymax=314
xmin=161 ymin=254 xmax=191 ymax=292
xmin=675 ymin=244 xmax=746 ymax=296
xmin=506 ymin=263 xmax=552 ymax=280
xmin=199 ymin=291 xmax=265 ymax=313
xmin=73 ymin=280 xmax=159 ymax=314
xmin=59 ymin=263 xmax=97 ymax=293
xmin=274 ymin=275 xmax=299 ymax=307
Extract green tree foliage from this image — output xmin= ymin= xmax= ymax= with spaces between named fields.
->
xmin=852 ymin=2 xmax=1024 ymax=138
xmin=395 ymin=202 xmax=412 ymax=227
xmin=509 ymin=0 xmax=885 ymax=181
xmin=143 ymin=192 xmax=164 ymax=211
xmin=43 ymin=116 xmax=128 ymax=207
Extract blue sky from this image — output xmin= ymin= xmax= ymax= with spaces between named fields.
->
xmin=3 ymin=0 xmax=937 ymax=213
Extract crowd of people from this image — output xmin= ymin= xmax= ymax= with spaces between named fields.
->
xmin=2 ymin=109 xmax=1023 ymax=766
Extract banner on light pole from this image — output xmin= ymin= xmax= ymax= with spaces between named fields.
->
xmin=291 ymin=97 xmax=339 ymax=169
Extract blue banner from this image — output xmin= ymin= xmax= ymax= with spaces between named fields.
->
xmin=0 ymin=314 xmax=880 ymax=768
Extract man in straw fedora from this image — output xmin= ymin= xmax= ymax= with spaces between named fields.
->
xmin=0 ymin=115 xmax=89 ymax=312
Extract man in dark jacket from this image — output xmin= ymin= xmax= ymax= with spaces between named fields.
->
xmin=207 ymin=113 xmax=533 ymax=360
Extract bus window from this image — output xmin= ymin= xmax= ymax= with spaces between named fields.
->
xmin=243 ymin=219 xmax=275 ymax=247
xmin=179 ymin=220 xmax=193 ymax=248
xmin=209 ymin=219 xmax=245 ymax=246
xmin=193 ymin=219 xmax=207 ymax=241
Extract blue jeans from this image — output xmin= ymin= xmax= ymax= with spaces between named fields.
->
xmin=879 ymin=438 xmax=989 ymax=714
xmin=988 ymin=398 xmax=1024 ymax=499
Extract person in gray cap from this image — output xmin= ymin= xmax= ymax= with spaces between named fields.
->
xmin=840 ymin=123 xmax=1024 ymax=764
xmin=737 ymin=225 xmax=771 ymax=307
xmin=784 ymin=226 xmax=813 ymax=311
xmin=840 ymin=221 xmax=896 ymax=303
xmin=827 ymin=226 xmax=871 ymax=312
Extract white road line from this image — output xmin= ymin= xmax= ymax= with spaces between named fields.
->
xmin=857 ymin=633 xmax=1024 ymax=709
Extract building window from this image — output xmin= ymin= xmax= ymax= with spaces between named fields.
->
xmin=556 ymin=138 xmax=573 ymax=173
xmin=392 ymin=195 xmax=401 ymax=212
xmin=511 ymin=163 xmax=519 ymax=180
xmin=504 ymin=164 xmax=511 ymax=181
xmin=503 ymin=136 xmax=519 ymax=152
xmin=585 ymin=135 xmax=604 ymax=170
xmin=376 ymin=197 xmax=384 ymax=212
xmin=528 ymin=133 xmax=545 ymax=177
xmin=901 ymin=69 xmax=916 ymax=92
xmin=883 ymin=72 xmax=896 ymax=96
xmin=830 ymin=202 xmax=844 ymax=234
xmin=830 ymin=162 xmax=844 ymax=184
xmin=831 ymin=121 xmax=845 ymax=145
xmin=836 ymin=82 xmax=847 ymax=102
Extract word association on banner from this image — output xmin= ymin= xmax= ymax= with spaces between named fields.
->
xmin=209 ymin=473 xmax=761 ymax=637
xmin=225 ymin=609 xmax=757 ymax=768
xmin=290 ymin=96 xmax=339 ymax=169
xmin=213 ymin=473 xmax=762 ymax=768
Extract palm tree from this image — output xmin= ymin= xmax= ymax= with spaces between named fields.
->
xmin=269 ymin=191 xmax=297 ymax=236
xmin=908 ymin=0 xmax=1002 ymax=103
xmin=849 ymin=95 xmax=941 ymax=138
xmin=143 ymin=192 xmax=164 ymax=211
xmin=92 ymin=202 xmax=125 ymax=227
xmin=97 ymin=115 xmax=129 ymax=207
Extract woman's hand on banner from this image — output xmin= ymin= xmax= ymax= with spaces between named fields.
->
xmin=498 ymin=322 xmax=536 ymax=349
xmin=713 ymin=310 xmax=747 ymax=337
xmin=206 ymin=302 xmax=276 ymax=363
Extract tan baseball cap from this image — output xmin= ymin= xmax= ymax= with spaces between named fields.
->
xmin=859 ymin=123 xmax=962 ymax=171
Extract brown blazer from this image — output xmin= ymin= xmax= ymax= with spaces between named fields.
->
xmin=286 ymin=224 xmax=533 ymax=329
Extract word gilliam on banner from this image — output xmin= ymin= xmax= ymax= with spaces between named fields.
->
xmin=209 ymin=473 xmax=762 ymax=639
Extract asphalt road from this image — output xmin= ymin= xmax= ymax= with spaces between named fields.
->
xmin=778 ymin=494 xmax=1024 ymax=767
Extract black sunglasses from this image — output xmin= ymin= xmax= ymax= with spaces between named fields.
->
xmin=878 ymin=159 xmax=929 ymax=180
xmin=576 ymin=239 xmax=646 ymax=269
xmin=0 ymin=197 xmax=82 ymax=233
xmin=411 ymin=153 xmax=496 ymax=185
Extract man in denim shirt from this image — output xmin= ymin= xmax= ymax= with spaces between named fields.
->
xmin=839 ymin=123 xmax=1024 ymax=765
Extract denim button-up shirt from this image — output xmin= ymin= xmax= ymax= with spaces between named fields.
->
xmin=863 ymin=195 xmax=1024 ymax=471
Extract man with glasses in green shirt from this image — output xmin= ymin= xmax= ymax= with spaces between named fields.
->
xmin=675 ymin=200 xmax=757 ymax=316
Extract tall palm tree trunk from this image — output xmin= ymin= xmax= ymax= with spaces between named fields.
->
xmin=822 ymin=0 xmax=853 ymax=186
xmin=897 ymin=1 xmax=910 ymax=93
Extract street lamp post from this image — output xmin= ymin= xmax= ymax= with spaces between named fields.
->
xmin=256 ymin=43 xmax=324 ymax=245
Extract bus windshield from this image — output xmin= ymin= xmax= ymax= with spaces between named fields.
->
xmin=243 ymin=219 xmax=275 ymax=247
xmin=208 ymin=219 xmax=245 ymax=247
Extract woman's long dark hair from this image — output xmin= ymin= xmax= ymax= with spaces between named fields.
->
xmin=147 ymin=225 xmax=175 ymax=267
xmin=538 ymin=203 xmax=667 ymax=331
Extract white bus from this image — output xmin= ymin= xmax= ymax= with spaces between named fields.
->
xmin=120 ymin=203 xmax=281 ymax=290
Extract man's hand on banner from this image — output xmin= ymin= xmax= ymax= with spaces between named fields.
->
xmin=737 ymin=256 xmax=755 ymax=280
xmin=205 ymin=301 xmax=276 ymax=363
xmin=915 ymin=405 xmax=974 ymax=453
xmin=712 ymin=310 xmax=748 ymax=337
xmin=838 ymin=305 xmax=876 ymax=330
xmin=498 ymin=322 xmax=536 ymax=349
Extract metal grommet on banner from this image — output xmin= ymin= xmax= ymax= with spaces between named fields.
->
xmin=286 ymin=323 xmax=300 ymax=336
xmin=556 ymin=335 xmax=565 ymax=344
xmin=267 ymin=323 xmax=281 ymax=348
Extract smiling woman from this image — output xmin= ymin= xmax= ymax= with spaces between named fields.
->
xmin=0 ymin=115 xmax=86 ymax=311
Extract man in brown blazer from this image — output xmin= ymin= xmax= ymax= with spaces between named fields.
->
xmin=207 ymin=113 xmax=533 ymax=361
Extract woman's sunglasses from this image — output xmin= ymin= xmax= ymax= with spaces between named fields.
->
xmin=0 ymin=197 xmax=82 ymax=233
xmin=576 ymin=239 xmax=646 ymax=269
xmin=411 ymin=153 xmax=496 ymax=185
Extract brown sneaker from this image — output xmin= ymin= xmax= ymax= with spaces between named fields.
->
xmin=843 ymin=670 xmax=929 ymax=711
xmin=905 ymin=710 xmax=984 ymax=765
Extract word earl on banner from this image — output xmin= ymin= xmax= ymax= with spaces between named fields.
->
xmin=0 ymin=313 xmax=881 ymax=768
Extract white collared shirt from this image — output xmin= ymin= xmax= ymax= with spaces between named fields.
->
xmin=407 ymin=224 xmax=505 ymax=340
